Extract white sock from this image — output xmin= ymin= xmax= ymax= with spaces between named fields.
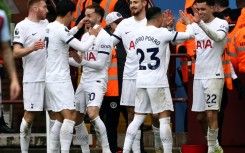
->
xmin=60 ymin=119 xmax=75 ymax=153
xmin=91 ymin=116 xmax=111 ymax=153
xmin=50 ymin=120 xmax=62 ymax=153
xmin=207 ymin=127 xmax=219 ymax=153
xmin=20 ymin=118 xmax=32 ymax=153
xmin=123 ymin=114 xmax=146 ymax=153
xmin=152 ymin=125 xmax=162 ymax=150
xmin=75 ymin=122 xmax=90 ymax=153
xmin=132 ymin=130 xmax=141 ymax=153
xmin=159 ymin=117 xmax=172 ymax=153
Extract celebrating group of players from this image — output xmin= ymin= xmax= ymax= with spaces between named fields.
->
xmin=10 ymin=0 xmax=234 ymax=153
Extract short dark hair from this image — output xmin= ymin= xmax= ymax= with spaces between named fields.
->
xmin=146 ymin=7 xmax=162 ymax=21
xmin=56 ymin=0 xmax=76 ymax=17
xmin=27 ymin=0 xmax=46 ymax=10
xmin=214 ymin=0 xmax=229 ymax=7
xmin=196 ymin=0 xmax=215 ymax=6
xmin=86 ymin=4 xmax=105 ymax=22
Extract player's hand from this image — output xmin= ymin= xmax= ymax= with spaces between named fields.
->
xmin=31 ymin=39 xmax=45 ymax=51
xmin=191 ymin=7 xmax=201 ymax=23
xmin=69 ymin=50 xmax=82 ymax=63
xmin=162 ymin=10 xmax=174 ymax=27
xmin=89 ymin=25 xmax=101 ymax=37
xmin=10 ymin=77 xmax=20 ymax=100
xmin=179 ymin=10 xmax=192 ymax=25
xmin=77 ymin=17 xmax=87 ymax=29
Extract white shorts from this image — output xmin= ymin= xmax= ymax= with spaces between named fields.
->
xmin=120 ymin=79 xmax=136 ymax=106
xmin=135 ymin=88 xmax=174 ymax=114
xmin=192 ymin=78 xmax=224 ymax=112
xmin=75 ymin=82 xmax=106 ymax=114
xmin=45 ymin=82 xmax=75 ymax=112
xmin=23 ymin=82 xmax=45 ymax=111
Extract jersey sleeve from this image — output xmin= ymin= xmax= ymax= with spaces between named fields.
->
xmin=1 ymin=11 xmax=10 ymax=42
xmin=112 ymin=22 xmax=123 ymax=46
xmin=59 ymin=27 xmax=76 ymax=44
xmin=197 ymin=19 xmax=228 ymax=42
xmin=13 ymin=23 xmax=26 ymax=46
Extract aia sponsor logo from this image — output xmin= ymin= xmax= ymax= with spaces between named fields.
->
xmin=196 ymin=40 xmax=213 ymax=49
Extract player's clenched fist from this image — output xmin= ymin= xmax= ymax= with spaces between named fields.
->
xmin=32 ymin=39 xmax=45 ymax=51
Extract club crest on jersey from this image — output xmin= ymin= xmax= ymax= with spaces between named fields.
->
xmin=15 ymin=28 xmax=19 ymax=35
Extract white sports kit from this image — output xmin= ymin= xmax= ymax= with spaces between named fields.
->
xmin=112 ymin=16 xmax=147 ymax=106
xmin=75 ymin=29 xmax=112 ymax=114
xmin=13 ymin=18 xmax=48 ymax=111
xmin=191 ymin=18 xmax=228 ymax=112
xmin=45 ymin=21 xmax=95 ymax=112
xmin=134 ymin=25 xmax=194 ymax=114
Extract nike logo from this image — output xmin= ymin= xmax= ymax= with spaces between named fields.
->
xmin=194 ymin=33 xmax=199 ymax=35
xmin=207 ymin=105 xmax=214 ymax=107
xmin=32 ymin=32 xmax=37 ymax=36
xmin=125 ymin=31 xmax=131 ymax=34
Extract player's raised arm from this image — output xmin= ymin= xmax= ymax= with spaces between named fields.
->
xmin=191 ymin=7 xmax=228 ymax=42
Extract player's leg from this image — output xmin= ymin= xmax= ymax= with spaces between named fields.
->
xmin=51 ymin=82 xmax=76 ymax=153
xmin=20 ymin=82 xmax=44 ymax=153
xmin=123 ymin=88 xmax=151 ymax=153
xmin=151 ymin=114 xmax=163 ymax=153
xmin=74 ymin=84 xmax=90 ymax=153
xmin=149 ymin=88 xmax=174 ymax=153
xmin=203 ymin=79 xmax=224 ymax=153
xmin=121 ymin=79 xmax=141 ymax=152
xmin=86 ymin=84 xmax=111 ymax=153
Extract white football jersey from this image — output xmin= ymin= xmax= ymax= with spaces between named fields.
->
xmin=45 ymin=21 xmax=77 ymax=83
xmin=13 ymin=18 xmax=48 ymax=83
xmin=113 ymin=16 xmax=147 ymax=79
xmin=80 ymin=29 xmax=112 ymax=87
xmin=135 ymin=26 xmax=194 ymax=88
xmin=192 ymin=18 xmax=228 ymax=79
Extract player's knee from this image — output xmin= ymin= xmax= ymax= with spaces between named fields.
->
xmin=23 ymin=111 xmax=36 ymax=123
xmin=196 ymin=113 xmax=206 ymax=123
xmin=87 ymin=110 xmax=99 ymax=120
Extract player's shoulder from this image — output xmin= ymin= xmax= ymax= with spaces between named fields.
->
xmin=16 ymin=18 xmax=30 ymax=27
xmin=98 ymin=28 xmax=110 ymax=38
xmin=118 ymin=16 xmax=134 ymax=26
xmin=214 ymin=17 xmax=228 ymax=25
xmin=40 ymin=19 xmax=49 ymax=25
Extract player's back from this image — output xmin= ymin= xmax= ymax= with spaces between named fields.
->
xmin=13 ymin=18 xmax=48 ymax=83
xmin=45 ymin=21 xmax=73 ymax=83
xmin=80 ymin=29 xmax=112 ymax=87
xmin=135 ymin=26 xmax=172 ymax=88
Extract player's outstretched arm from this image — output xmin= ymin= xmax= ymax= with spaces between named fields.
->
xmin=190 ymin=7 xmax=228 ymax=42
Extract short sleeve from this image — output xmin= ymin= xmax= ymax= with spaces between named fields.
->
xmin=13 ymin=23 xmax=26 ymax=46
xmin=59 ymin=27 xmax=75 ymax=44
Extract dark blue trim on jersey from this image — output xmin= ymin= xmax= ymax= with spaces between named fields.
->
xmin=217 ymin=29 xmax=227 ymax=35
xmin=66 ymin=37 xmax=75 ymax=44
xmin=172 ymin=32 xmax=178 ymax=42
xmin=112 ymin=34 xmax=122 ymax=41
xmin=13 ymin=42 xmax=23 ymax=47
xmin=98 ymin=51 xmax=110 ymax=55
